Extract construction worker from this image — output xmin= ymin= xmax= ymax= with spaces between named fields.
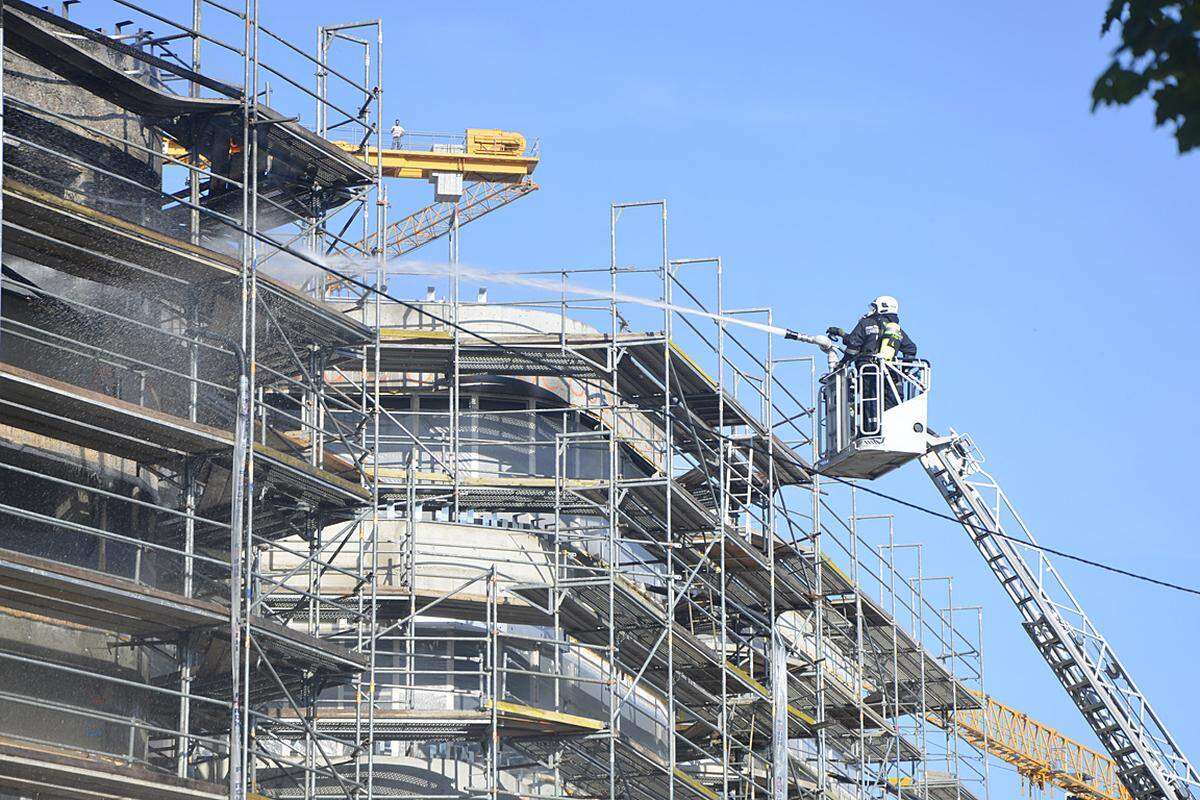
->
xmin=826 ymin=295 xmax=918 ymax=434
xmin=390 ymin=119 xmax=405 ymax=149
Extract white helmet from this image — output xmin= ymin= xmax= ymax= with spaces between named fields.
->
xmin=871 ymin=295 xmax=899 ymax=315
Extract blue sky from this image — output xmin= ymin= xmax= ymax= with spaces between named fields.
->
xmin=103 ymin=0 xmax=1200 ymax=790
xmin=322 ymin=0 xmax=1198 ymax=787
xmin=369 ymin=0 xmax=1200 ymax=771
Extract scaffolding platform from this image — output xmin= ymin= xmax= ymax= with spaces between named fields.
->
xmin=375 ymin=330 xmax=811 ymax=489
xmin=0 ymin=361 xmax=228 ymax=462
xmin=828 ymin=590 xmax=979 ymax=714
xmin=891 ymin=772 xmax=980 ymax=800
xmin=3 ymin=2 xmax=238 ymax=119
xmin=269 ymin=700 xmax=604 ymax=742
xmin=0 ymin=735 xmax=226 ymax=800
xmin=2 ymin=180 xmax=371 ymax=353
xmin=0 ymin=547 xmax=366 ymax=674
xmin=517 ymin=732 xmax=721 ymax=800
xmin=5 ymin=0 xmax=374 ymax=224
xmin=0 ymin=363 xmax=369 ymax=517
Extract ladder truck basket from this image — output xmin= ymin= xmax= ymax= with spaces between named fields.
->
xmin=818 ymin=358 xmax=930 ymax=480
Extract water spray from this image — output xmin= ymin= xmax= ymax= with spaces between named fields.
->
xmin=295 ymin=252 xmax=843 ymax=364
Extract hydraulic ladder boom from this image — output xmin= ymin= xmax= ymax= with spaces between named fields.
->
xmin=920 ymin=434 xmax=1199 ymax=800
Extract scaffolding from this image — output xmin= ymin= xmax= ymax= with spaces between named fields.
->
xmin=0 ymin=2 xmax=381 ymax=799
xmin=0 ymin=4 xmax=993 ymax=800
xmin=315 ymin=197 xmax=992 ymax=800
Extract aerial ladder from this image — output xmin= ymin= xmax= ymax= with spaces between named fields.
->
xmin=786 ymin=340 xmax=1200 ymax=800
xmin=919 ymin=432 xmax=1198 ymax=800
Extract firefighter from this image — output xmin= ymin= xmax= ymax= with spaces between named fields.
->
xmin=827 ymin=295 xmax=917 ymax=367
xmin=826 ymin=296 xmax=918 ymax=435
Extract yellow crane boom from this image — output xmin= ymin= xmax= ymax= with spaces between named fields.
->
xmin=331 ymin=129 xmax=538 ymax=182
xmin=929 ymin=692 xmax=1130 ymax=800
xmin=164 ymin=128 xmax=539 ymax=262
xmin=377 ymin=178 xmax=538 ymax=259
xmin=163 ymin=128 xmax=538 ymax=183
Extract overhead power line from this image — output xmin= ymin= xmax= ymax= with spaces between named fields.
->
xmin=815 ymin=469 xmax=1200 ymax=598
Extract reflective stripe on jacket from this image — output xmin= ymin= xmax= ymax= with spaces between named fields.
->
xmin=841 ymin=313 xmax=917 ymax=363
xmin=878 ymin=320 xmax=903 ymax=360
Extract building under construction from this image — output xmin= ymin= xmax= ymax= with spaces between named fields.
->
xmin=0 ymin=5 xmax=1194 ymax=800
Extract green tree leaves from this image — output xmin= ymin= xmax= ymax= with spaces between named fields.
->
xmin=1092 ymin=0 xmax=1200 ymax=153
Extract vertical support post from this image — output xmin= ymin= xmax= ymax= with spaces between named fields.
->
xmin=811 ymin=351 xmax=828 ymax=800
xmin=649 ymin=201 xmax=676 ymax=800
xmin=368 ymin=21 xmax=384 ymax=797
xmin=716 ymin=258 xmax=729 ymax=800
xmin=606 ymin=203 xmax=620 ymax=800
xmin=887 ymin=518 xmax=901 ymax=785
xmin=1 ymin=0 xmax=7 ymax=344
xmin=487 ymin=567 xmax=500 ymax=800
xmin=552 ymin=431 xmax=564 ymax=798
xmin=946 ymin=580 xmax=962 ymax=800
xmin=188 ymin=0 xmax=201 ymax=245
xmin=917 ymin=545 xmax=930 ymax=800
xmin=177 ymin=297 xmax=200 ymax=779
xmin=231 ymin=4 xmax=260 ymax=796
xmin=305 ymin=518 xmax=320 ymax=800
xmin=771 ymin=632 xmax=789 ymax=800
xmin=918 ymin=548 xmax=930 ymax=800
xmin=849 ymin=485 xmax=867 ymax=800
xmin=977 ymin=607 xmax=990 ymax=800
xmin=244 ymin=0 xmax=261 ymax=780
xmin=228 ymin=356 xmax=250 ymax=800
xmin=450 ymin=204 xmax=460 ymax=521
xmin=405 ymin=455 xmax=417 ymax=744
xmin=769 ymin=307 xmax=788 ymax=800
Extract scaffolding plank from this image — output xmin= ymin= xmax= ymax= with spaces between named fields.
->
xmin=0 ymin=361 xmax=228 ymax=461
xmin=0 ymin=736 xmax=225 ymax=800
xmin=2 ymin=179 xmax=370 ymax=350
xmin=0 ymin=363 xmax=370 ymax=516
xmin=269 ymin=701 xmax=603 ymax=742
xmin=0 ymin=548 xmax=367 ymax=673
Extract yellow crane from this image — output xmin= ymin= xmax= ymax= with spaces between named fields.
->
xmin=330 ymin=129 xmax=539 ymax=259
xmin=929 ymin=692 xmax=1130 ymax=800
xmin=330 ymin=128 xmax=537 ymax=182
xmin=378 ymin=178 xmax=538 ymax=259
xmin=163 ymin=128 xmax=539 ymax=258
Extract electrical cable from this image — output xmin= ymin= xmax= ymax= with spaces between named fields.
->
xmin=816 ymin=470 xmax=1200 ymax=597
xmin=249 ymin=234 xmax=1200 ymax=598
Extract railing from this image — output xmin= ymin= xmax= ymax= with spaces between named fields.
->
xmin=0 ymin=2 xmax=384 ymax=793
xmin=820 ymin=358 xmax=930 ymax=458
xmin=388 ymin=130 xmax=539 ymax=158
